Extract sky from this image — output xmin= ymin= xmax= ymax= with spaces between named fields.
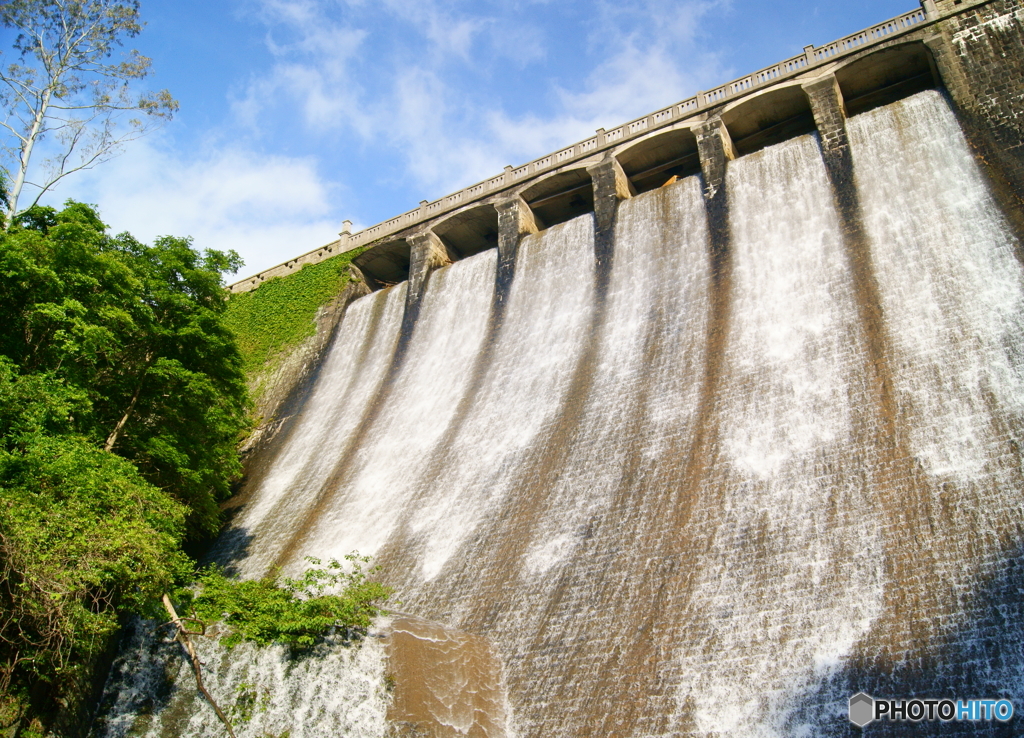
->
xmin=8 ymin=0 xmax=920 ymax=281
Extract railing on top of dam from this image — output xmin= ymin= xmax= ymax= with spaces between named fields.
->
xmin=229 ymin=2 xmax=935 ymax=293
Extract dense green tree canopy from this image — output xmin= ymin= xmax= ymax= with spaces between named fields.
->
xmin=0 ymin=202 xmax=248 ymax=537
xmin=0 ymin=201 xmax=247 ymax=733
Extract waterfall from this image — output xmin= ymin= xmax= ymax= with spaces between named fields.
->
xmin=669 ymin=131 xmax=887 ymax=737
xmin=226 ymin=283 xmax=408 ymax=575
xmin=93 ymin=619 xmax=391 ymax=738
xmin=292 ymin=216 xmax=596 ymax=584
xmin=96 ymin=90 xmax=1024 ymax=737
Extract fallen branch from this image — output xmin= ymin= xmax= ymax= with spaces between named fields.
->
xmin=161 ymin=594 xmax=237 ymax=738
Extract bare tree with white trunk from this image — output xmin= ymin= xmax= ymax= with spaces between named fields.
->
xmin=0 ymin=0 xmax=177 ymax=224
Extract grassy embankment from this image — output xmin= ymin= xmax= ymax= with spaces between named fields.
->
xmin=223 ymin=248 xmax=366 ymax=400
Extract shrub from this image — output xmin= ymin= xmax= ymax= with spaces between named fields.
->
xmin=186 ymin=555 xmax=391 ymax=649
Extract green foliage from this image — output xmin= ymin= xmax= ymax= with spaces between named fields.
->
xmin=223 ymin=249 xmax=365 ymax=389
xmin=230 ymin=682 xmax=271 ymax=724
xmin=0 ymin=433 xmax=190 ymax=679
xmin=0 ymin=203 xmax=250 ymax=538
xmin=0 ymin=200 xmax=247 ymax=732
xmin=187 ymin=555 xmax=391 ymax=650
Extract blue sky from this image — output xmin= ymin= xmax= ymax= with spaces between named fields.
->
xmin=23 ymin=0 xmax=919 ymax=279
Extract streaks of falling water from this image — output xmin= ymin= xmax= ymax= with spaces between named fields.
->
xmin=93 ymin=619 xmax=390 ymax=738
xmin=230 ymin=285 xmax=407 ymax=577
xmin=394 ymin=215 xmax=595 ymax=589
xmin=512 ymin=176 xmax=710 ymax=582
xmin=291 ymin=249 xmax=499 ymax=566
xmin=292 ymin=215 xmax=597 ymax=596
xmin=843 ymin=90 xmax=1024 ymax=689
xmin=97 ymin=91 xmax=1024 ymax=738
xmin=668 ymin=132 xmax=886 ymax=737
xmin=468 ymin=176 xmax=713 ymax=735
xmin=850 ymin=91 xmax=1024 ymax=487
xmin=766 ymin=88 xmax=1024 ymax=738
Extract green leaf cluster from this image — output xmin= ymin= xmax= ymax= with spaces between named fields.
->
xmin=187 ymin=555 xmax=392 ymax=650
xmin=0 ymin=431 xmax=190 ymax=681
xmin=0 ymin=201 xmax=248 ymax=732
xmin=0 ymin=202 xmax=250 ymax=538
xmin=222 ymin=248 xmax=365 ymax=399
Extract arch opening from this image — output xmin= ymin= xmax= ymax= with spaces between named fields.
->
xmin=522 ymin=169 xmax=595 ymax=231
xmin=836 ymin=42 xmax=940 ymax=117
xmin=433 ymin=203 xmax=500 ymax=259
xmin=723 ymin=85 xmax=817 ymax=157
xmin=617 ymin=129 xmax=701 ymax=194
xmin=352 ymin=238 xmax=412 ymax=290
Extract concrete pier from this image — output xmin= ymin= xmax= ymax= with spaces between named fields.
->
xmin=230 ymin=0 xmax=1024 ymax=293
xmin=694 ymin=118 xmax=736 ymax=200
xmin=495 ymin=197 xmax=537 ymax=295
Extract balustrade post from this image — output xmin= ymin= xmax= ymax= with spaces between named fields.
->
xmin=338 ymin=220 xmax=353 ymax=251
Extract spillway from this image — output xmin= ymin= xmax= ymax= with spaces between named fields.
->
xmin=97 ymin=90 xmax=1024 ymax=737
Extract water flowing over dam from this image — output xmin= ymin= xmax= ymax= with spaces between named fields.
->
xmin=94 ymin=1 xmax=1024 ymax=730
xmin=93 ymin=88 xmax=1024 ymax=737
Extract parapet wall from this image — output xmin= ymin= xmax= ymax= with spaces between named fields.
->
xmin=229 ymin=0 xmax=1021 ymax=294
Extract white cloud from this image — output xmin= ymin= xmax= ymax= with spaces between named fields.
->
xmin=41 ymin=0 xmax=736 ymax=282
xmin=230 ymin=9 xmax=369 ymax=136
xmin=466 ymin=0 xmax=731 ymax=192
xmin=45 ymin=135 xmax=344 ymax=279
xmin=257 ymin=0 xmax=732 ymax=197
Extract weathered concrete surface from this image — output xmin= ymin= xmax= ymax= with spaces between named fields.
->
xmin=695 ymin=116 xmax=735 ymax=199
xmin=495 ymin=196 xmax=537 ymax=295
xmin=929 ymin=0 xmax=1024 ymax=200
xmin=587 ymin=158 xmax=633 ymax=273
xmin=406 ymin=232 xmax=455 ymax=321
xmin=803 ymin=75 xmax=849 ymax=154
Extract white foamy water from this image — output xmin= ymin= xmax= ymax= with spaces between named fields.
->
xmin=672 ymin=134 xmax=885 ymax=737
xmin=364 ymin=215 xmax=596 ymax=586
xmin=849 ymin=90 xmax=1024 ymax=485
xmin=233 ymin=285 xmax=407 ymax=576
xmin=516 ymin=176 xmax=711 ymax=580
xmin=94 ymin=619 xmax=390 ymax=738
xmin=296 ymin=249 xmax=497 ymax=563
xmin=98 ymin=91 xmax=1024 ymax=738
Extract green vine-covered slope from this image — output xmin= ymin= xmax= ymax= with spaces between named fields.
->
xmin=223 ymin=249 xmax=366 ymax=394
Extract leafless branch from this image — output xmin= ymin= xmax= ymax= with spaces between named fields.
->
xmin=0 ymin=0 xmax=178 ymax=223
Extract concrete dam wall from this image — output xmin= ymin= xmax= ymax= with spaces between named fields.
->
xmin=97 ymin=1 xmax=1024 ymax=736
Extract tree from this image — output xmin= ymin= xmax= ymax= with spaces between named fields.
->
xmin=0 ymin=201 xmax=249 ymax=536
xmin=0 ymin=200 xmax=247 ymax=731
xmin=0 ymin=359 xmax=191 ymax=731
xmin=0 ymin=0 xmax=177 ymax=223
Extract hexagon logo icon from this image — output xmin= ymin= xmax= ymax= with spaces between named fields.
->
xmin=849 ymin=692 xmax=875 ymax=727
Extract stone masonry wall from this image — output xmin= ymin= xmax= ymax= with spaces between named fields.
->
xmin=932 ymin=0 xmax=1024 ymax=198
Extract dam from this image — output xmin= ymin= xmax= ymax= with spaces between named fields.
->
xmin=96 ymin=0 xmax=1024 ymax=736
